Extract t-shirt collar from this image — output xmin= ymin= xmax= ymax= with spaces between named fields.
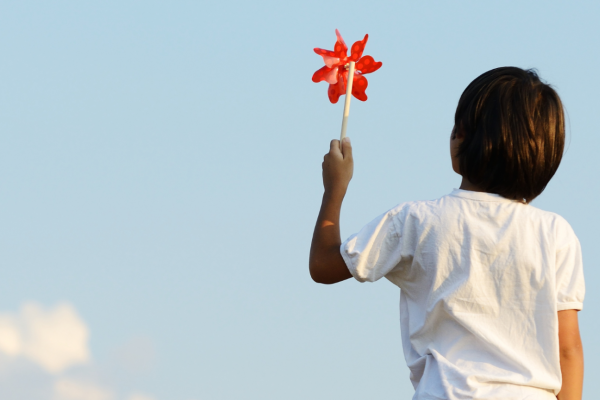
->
xmin=449 ymin=189 xmax=518 ymax=203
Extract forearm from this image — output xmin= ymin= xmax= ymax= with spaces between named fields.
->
xmin=313 ymin=189 xmax=345 ymax=249
xmin=556 ymin=310 xmax=584 ymax=400
xmin=557 ymin=345 xmax=584 ymax=400
xmin=309 ymin=138 xmax=354 ymax=284
xmin=309 ymin=189 xmax=352 ymax=284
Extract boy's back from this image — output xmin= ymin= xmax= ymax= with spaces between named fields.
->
xmin=342 ymin=189 xmax=584 ymax=399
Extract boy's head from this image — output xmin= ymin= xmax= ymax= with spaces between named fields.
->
xmin=452 ymin=67 xmax=565 ymax=202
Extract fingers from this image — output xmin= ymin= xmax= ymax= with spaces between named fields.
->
xmin=326 ymin=138 xmax=352 ymax=163
xmin=329 ymin=138 xmax=352 ymax=158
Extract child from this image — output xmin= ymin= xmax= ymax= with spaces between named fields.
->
xmin=309 ymin=67 xmax=585 ymax=400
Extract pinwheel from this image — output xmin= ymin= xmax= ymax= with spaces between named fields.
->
xmin=312 ymin=29 xmax=382 ymax=141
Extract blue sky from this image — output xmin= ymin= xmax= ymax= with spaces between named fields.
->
xmin=0 ymin=1 xmax=598 ymax=399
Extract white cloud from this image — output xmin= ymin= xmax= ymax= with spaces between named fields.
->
xmin=0 ymin=302 xmax=162 ymax=400
xmin=0 ymin=316 xmax=21 ymax=356
xmin=54 ymin=378 xmax=114 ymax=400
xmin=0 ymin=302 xmax=90 ymax=373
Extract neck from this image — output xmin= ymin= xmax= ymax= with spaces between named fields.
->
xmin=459 ymin=177 xmax=486 ymax=192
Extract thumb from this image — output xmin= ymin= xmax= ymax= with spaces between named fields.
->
xmin=329 ymin=139 xmax=341 ymax=154
xmin=341 ymin=137 xmax=353 ymax=159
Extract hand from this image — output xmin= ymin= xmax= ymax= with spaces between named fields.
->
xmin=322 ymin=137 xmax=353 ymax=197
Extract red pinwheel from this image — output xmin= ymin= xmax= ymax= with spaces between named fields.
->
xmin=312 ymin=29 xmax=382 ymax=103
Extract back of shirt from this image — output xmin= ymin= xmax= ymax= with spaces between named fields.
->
xmin=341 ymin=189 xmax=585 ymax=400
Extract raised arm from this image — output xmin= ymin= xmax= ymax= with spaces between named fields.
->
xmin=556 ymin=310 xmax=584 ymax=400
xmin=309 ymin=138 xmax=353 ymax=284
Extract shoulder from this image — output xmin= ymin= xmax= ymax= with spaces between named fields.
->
xmin=522 ymin=205 xmax=579 ymax=247
xmin=387 ymin=194 xmax=457 ymax=225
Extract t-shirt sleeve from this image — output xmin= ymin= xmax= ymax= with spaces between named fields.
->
xmin=340 ymin=209 xmax=404 ymax=282
xmin=555 ymin=222 xmax=585 ymax=311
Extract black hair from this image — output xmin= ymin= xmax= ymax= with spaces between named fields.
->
xmin=454 ymin=67 xmax=565 ymax=202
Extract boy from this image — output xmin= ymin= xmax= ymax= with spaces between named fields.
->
xmin=309 ymin=67 xmax=585 ymax=400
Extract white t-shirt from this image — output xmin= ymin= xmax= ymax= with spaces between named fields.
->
xmin=341 ymin=189 xmax=585 ymax=400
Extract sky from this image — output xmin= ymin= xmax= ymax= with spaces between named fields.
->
xmin=0 ymin=1 xmax=598 ymax=399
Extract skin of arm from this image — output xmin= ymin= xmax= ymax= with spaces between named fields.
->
xmin=309 ymin=138 xmax=354 ymax=284
xmin=556 ymin=309 xmax=584 ymax=400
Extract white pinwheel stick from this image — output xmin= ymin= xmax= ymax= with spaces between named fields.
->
xmin=339 ymin=61 xmax=356 ymax=145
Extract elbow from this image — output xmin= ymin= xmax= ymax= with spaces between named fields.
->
xmin=309 ymin=262 xmax=328 ymax=284
xmin=560 ymin=342 xmax=583 ymax=360
xmin=308 ymin=249 xmax=353 ymax=284
xmin=310 ymin=273 xmax=327 ymax=284
xmin=309 ymin=260 xmax=336 ymax=285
